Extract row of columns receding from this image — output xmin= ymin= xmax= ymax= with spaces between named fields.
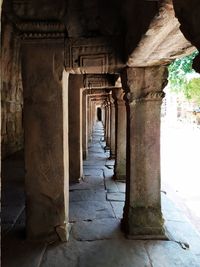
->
xmin=22 ymin=42 xmax=168 ymax=242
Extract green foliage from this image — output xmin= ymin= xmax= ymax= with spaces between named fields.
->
xmin=168 ymin=51 xmax=200 ymax=104
xmin=185 ymin=78 xmax=200 ymax=105
xmin=168 ymin=51 xmax=198 ymax=92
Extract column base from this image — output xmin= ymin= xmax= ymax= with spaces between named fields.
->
xmin=26 ymin=197 xmax=70 ymax=242
xmin=113 ymin=174 xmax=126 ymax=182
xmin=121 ymin=206 xmax=167 ymax=240
xmin=55 ymin=223 xmax=71 ymax=242
xmin=27 ymin=224 xmax=70 ymax=243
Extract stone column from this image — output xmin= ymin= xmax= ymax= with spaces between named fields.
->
xmin=113 ymin=88 xmax=127 ymax=181
xmin=82 ymin=89 xmax=88 ymax=160
xmin=68 ymin=75 xmax=83 ymax=183
xmin=109 ymin=92 xmax=116 ymax=159
xmin=101 ymin=103 xmax=106 ymax=127
xmin=90 ymin=99 xmax=95 ymax=135
xmin=121 ymin=66 xmax=168 ymax=239
xmin=87 ymin=95 xmax=92 ymax=142
xmin=22 ymin=42 xmax=69 ymax=242
xmin=105 ymin=99 xmax=111 ymax=148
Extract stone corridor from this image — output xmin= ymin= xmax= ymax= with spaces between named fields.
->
xmin=2 ymin=122 xmax=200 ymax=267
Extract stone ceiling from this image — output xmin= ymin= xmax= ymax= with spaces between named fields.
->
xmin=2 ymin=0 xmax=197 ymax=70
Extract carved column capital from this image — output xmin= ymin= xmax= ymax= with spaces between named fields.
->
xmin=125 ymin=91 xmax=166 ymax=105
xmin=112 ymin=88 xmax=126 ymax=106
xmin=121 ymin=66 xmax=168 ymax=105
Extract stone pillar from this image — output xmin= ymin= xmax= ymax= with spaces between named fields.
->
xmin=90 ymin=99 xmax=94 ymax=135
xmin=101 ymin=103 xmax=106 ymax=127
xmin=22 ymin=42 xmax=69 ymax=242
xmin=121 ymin=66 xmax=168 ymax=239
xmin=68 ymin=75 xmax=83 ymax=183
xmin=82 ymin=89 xmax=88 ymax=160
xmin=105 ymin=100 xmax=111 ymax=148
xmin=87 ymin=95 xmax=92 ymax=142
xmin=113 ymin=88 xmax=127 ymax=181
xmin=109 ymin=92 xmax=116 ymax=159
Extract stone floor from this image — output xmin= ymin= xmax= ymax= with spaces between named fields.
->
xmin=2 ymin=122 xmax=200 ymax=267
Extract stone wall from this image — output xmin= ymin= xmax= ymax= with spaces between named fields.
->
xmin=1 ymin=16 xmax=24 ymax=158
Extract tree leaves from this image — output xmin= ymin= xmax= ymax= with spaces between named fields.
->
xmin=168 ymin=51 xmax=200 ymax=105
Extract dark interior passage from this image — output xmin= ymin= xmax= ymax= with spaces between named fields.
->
xmin=97 ymin=107 xmax=102 ymax=121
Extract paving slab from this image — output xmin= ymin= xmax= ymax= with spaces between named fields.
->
xmin=110 ymin=201 xmax=125 ymax=219
xmin=165 ymin=220 xmax=200 ymax=257
xmin=145 ymin=241 xmax=199 ymax=267
xmin=83 ymin=168 xmax=104 ymax=178
xmin=72 ymin=218 xmax=122 ymax=241
xmin=115 ymin=181 xmax=126 ymax=193
xmin=40 ymin=239 xmax=79 ymax=267
xmin=69 ymin=181 xmax=104 ymax=190
xmin=83 ymin=174 xmax=104 ymax=186
xmin=107 ymin=192 xmax=125 ymax=202
xmin=41 ymin=239 xmax=150 ymax=267
xmin=83 ymin=160 xmax=106 ymax=166
xmin=105 ymin=178 xmax=119 ymax=193
xmin=69 ymin=200 xmax=115 ymax=222
xmin=70 ymin=189 xmax=106 ymax=202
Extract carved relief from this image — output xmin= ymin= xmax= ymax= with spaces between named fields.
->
xmin=125 ymin=91 xmax=165 ymax=105
xmin=84 ymin=74 xmax=111 ymax=88
xmin=16 ymin=21 xmax=66 ymax=39
xmin=65 ymin=37 xmax=123 ymax=74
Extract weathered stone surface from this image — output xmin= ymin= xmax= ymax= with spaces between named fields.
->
xmin=40 ymin=239 xmax=150 ymax=267
xmin=69 ymin=201 xmax=115 ymax=222
xmin=69 ymin=74 xmax=84 ymax=183
xmin=3 ymin=121 xmax=200 ymax=267
xmin=112 ymin=88 xmax=127 ymax=181
xmin=145 ymin=241 xmax=199 ymax=267
xmin=72 ymin=218 xmax=122 ymax=241
xmin=110 ymin=201 xmax=125 ymax=219
xmin=107 ymin=192 xmax=125 ymax=202
xmin=165 ymin=220 xmax=200 ymax=257
xmin=1 ymin=18 xmax=24 ymax=158
xmin=82 ymin=89 xmax=88 ymax=160
xmin=105 ymin=178 xmax=119 ymax=193
xmin=22 ymin=42 xmax=69 ymax=241
xmin=70 ymin=189 xmax=106 ymax=202
xmin=115 ymin=181 xmax=126 ymax=193
xmin=127 ymin=1 xmax=194 ymax=67
xmin=121 ymin=66 xmax=167 ymax=238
